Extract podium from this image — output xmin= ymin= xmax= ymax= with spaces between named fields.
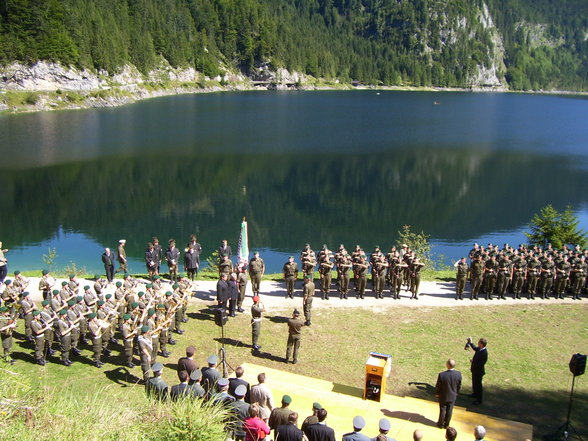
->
xmin=363 ymin=352 xmax=392 ymax=402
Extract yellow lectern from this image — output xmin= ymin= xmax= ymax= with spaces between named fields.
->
xmin=364 ymin=352 xmax=392 ymax=402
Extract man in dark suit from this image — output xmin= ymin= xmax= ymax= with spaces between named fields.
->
xmin=101 ymin=248 xmax=115 ymax=282
xmin=216 ymin=273 xmax=229 ymax=310
xmin=177 ymin=345 xmax=198 ymax=379
xmin=275 ymin=412 xmax=304 ymax=441
xmin=435 ymin=359 xmax=462 ymax=428
xmin=170 ymin=370 xmax=197 ymax=400
xmin=229 ymin=366 xmax=251 ymax=403
xmin=218 ymin=240 xmax=232 ymax=262
xmin=467 ymin=337 xmax=488 ymax=405
xmin=305 ymin=408 xmax=336 ymax=441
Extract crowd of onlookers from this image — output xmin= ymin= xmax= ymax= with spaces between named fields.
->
xmin=146 ymin=346 xmax=506 ymax=441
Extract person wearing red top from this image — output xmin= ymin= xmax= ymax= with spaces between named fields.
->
xmin=244 ymin=403 xmax=270 ymax=441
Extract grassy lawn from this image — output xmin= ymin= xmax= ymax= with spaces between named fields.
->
xmin=2 ymin=303 xmax=587 ymax=439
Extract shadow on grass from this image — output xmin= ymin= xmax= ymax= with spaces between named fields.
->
xmin=251 ymin=350 xmax=286 ymax=363
xmin=267 ymin=315 xmax=289 ymax=324
xmin=406 ymin=381 xmax=588 ymax=440
xmin=381 ymin=409 xmax=438 ymax=427
xmin=332 ymin=383 xmax=364 ymax=398
xmin=214 ymin=337 xmax=247 ymax=348
xmin=104 ymin=366 xmax=142 ymax=387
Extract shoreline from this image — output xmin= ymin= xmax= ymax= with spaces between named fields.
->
xmin=2 ymin=79 xmax=587 ymax=116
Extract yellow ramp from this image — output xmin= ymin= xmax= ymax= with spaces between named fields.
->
xmin=240 ymin=362 xmax=532 ymax=441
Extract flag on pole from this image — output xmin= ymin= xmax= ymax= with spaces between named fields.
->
xmin=238 ymin=217 xmax=249 ymax=265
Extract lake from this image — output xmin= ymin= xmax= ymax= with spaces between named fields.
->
xmin=1 ymin=90 xmax=588 ymax=274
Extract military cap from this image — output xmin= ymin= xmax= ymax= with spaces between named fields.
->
xmin=77 ymin=296 xmax=84 ymax=302
xmin=88 ymin=312 xmax=97 ymax=319
xmin=172 ymin=283 xmax=179 ymax=289
xmin=124 ymin=273 xmax=130 ymax=279
xmin=97 ymin=300 xmax=105 ymax=306
xmin=105 ymin=294 xmax=112 ymax=299
xmin=84 ymin=285 xmax=90 ymax=290
xmin=146 ymin=283 xmax=153 ymax=288
xmin=137 ymin=291 xmax=145 ymax=297
xmin=313 ymin=402 xmax=322 ymax=410
xmin=165 ymin=291 xmax=172 ymax=296
xmin=207 ymin=354 xmax=219 ymax=364
xmin=305 ymin=243 xmax=310 ymax=247
xmin=0 ymin=306 xmax=8 ymax=313
xmin=154 ymin=275 xmax=161 ymax=280
xmin=289 ymin=256 xmax=294 ymax=259
xmin=152 ymin=362 xmax=164 ymax=372
xmin=69 ymin=274 xmax=75 ymax=279
xmin=58 ymin=309 xmax=67 ymax=315
xmin=293 ymin=309 xmax=300 ymax=316
xmin=119 ymin=239 xmax=126 ymax=244
xmin=4 ymin=279 xmax=11 ymax=285
xmin=218 ymin=378 xmax=229 ymax=387
xmin=67 ymin=300 xmax=75 ymax=306
xmin=147 ymin=308 xmax=155 ymax=316
xmin=131 ymin=302 xmax=140 ymax=309
xmin=282 ymin=395 xmax=292 ymax=404
xmin=353 ymin=416 xmax=366 ymax=429
xmin=254 ymin=251 xmax=259 ymax=255
xmin=52 ymin=289 xmax=59 ymax=295
xmin=190 ymin=370 xmax=202 ymax=381
xmin=14 ymin=270 xmax=20 ymax=275
xmin=94 ymin=274 xmax=101 ymax=279
xmin=123 ymin=314 xmax=131 ymax=320
xmin=21 ymin=291 xmax=30 ymax=297
xmin=41 ymin=300 xmax=50 ymax=306
xmin=33 ymin=310 xmax=41 ymax=316
xmin=42 ymin=269 xmax=49 ymax=275
xmin=61 ymin=281 xmax=68 ymax=286
xmin=253 ymin=296 xmax=260 ymax=302
xmin=235 ymin=384 xmax=247 ymax=397
xmin=379 ymin=418 xmax=391 ymax=431
xmin=157 ymin=303 xmax=165 ymax=309
xmin=141 ymin=325 xmax=150 ymax=333
xmin=116 ymin=281 xmax=122 ymax=287
xmin=375 ymin=245 xmax=380 ymax=249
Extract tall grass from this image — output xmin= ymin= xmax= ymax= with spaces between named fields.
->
xmin=0 ymin=368 xmax=231 ymax=441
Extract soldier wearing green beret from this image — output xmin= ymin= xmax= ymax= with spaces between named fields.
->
xmin=31 ymin=310 xmax=51 ymax=365
xmin=57 ymin=309 xmax=75 ymax=366
xmin=19 ymin=292 xmax=36 ymax=341
xmin=138 ymin=325 xmax=153 ymax=381
xmin=13 ymin=270 xmax=29 ymax=294
xmin=75 ymin=296 xmax=90 ymax=344
xmin=68 ymin=274 xmax=80 ymax=296
xmin=318 ymin=250 xmax=334 ymax=300
xmin=155 ymin=303 xmax=171 ymax=358
xmin=40 ymin=300 xmax=57 ymax=357
xmin=120 ymin=314 xmax=137 ymax=368
xmin=84 ymin=285 xmax=97 ymax=312
xmin=94 ymin=275 xmax=108 ymax=297
xmin=337 ymin=250 xmax=353 ymax=299
xmin=0 ymin=306 xmax=16 ymax=364
xmin=373 ymin=254 xmax=389 ymax=299
xmin=526 ymin=255 xmax=541 ymax=299
xmin=88 ymin=313 xmax=104 ymax=368
xmin=1 ymin=279 xmax=19 ymax=314
xmin=67 ymin=300 xmax=81 ymax=356
xmin=38 ymin=269 xmax=54 ymax=301
xmin=96 ymin=301 xmax=113 ymax=356
xmin=283 ymin=256 xmax=298 ymax=299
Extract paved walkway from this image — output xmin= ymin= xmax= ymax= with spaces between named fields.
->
xmin=13 ymin=277 xmax=585 ymax=312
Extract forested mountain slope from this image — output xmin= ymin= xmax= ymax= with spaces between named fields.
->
xmin=0 ymin=0 xmax=587 ymax=90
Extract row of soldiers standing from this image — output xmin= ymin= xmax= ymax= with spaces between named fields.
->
xmin=0 ymin=270 xmax=192 ymax=373
xmin=283 ymin=243 xmax=425 ymax=300
xmin=454 ymin=243 xmax=587 ymax=300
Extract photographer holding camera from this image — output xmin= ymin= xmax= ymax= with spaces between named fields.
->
xmin=465 ymin=337 xmax=488 ymax=405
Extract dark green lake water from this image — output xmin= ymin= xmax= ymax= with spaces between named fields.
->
xmin=1 ymin=90 xmax=587 ymax=273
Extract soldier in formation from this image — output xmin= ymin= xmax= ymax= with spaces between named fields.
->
xmin=460 ymin=242 xmax=587 ymax=300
